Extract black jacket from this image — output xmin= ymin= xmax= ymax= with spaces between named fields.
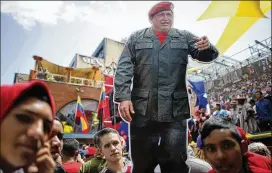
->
xmin=114 ymin=28 xmax=219 ymax=126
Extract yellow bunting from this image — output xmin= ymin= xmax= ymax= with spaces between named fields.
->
xmin=197 ymin=1 xmax=267 ymax=21
xmin=236 ymin=1 xmax=267 ymax=18
xmin=216 ymin=1 xmax=271 ymax=55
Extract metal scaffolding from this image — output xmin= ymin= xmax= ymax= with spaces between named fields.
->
xmin=187 ymin=37 xmax=271 ymax=81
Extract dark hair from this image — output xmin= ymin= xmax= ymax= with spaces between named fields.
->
xmin=200 ymin=119 xmax=242 ymax=146
xmin=249 ymin=99 xmax=255 ymax=105
xmin=201 ymin=119 xmax=253 ymax=173
xmin=62 ymin=138 xmax=79 ymax=157
xmin=256 ymin=91 xmax=262 ymax=95
xmin=94 ymin=128 xmax=119 ymax=148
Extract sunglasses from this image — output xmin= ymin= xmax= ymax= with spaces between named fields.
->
xmin=57 ymin=133 xmax=64 ymax=141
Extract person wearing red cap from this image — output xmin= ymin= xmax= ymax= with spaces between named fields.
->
xmin=83 ymin=147 xmax=97 ymax=162
xmin=114 ymin=1 xmax=219 ymax=172
xmin=200 ymin=119 xmax=272 ymax=173
xmin=0 ymin=81 xmax=56 ymax=173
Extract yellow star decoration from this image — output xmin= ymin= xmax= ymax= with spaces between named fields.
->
xmin=197 ymin=1 xmax=271 ymax=55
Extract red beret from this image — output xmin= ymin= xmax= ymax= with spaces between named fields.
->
xmin=148 ymin=1 xmax=174 ymax=17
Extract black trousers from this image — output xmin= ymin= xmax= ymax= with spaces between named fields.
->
xmin=258 ymin=120 xmax=271 ymax=132
xmin=130 ymin=120 xmax=189 ymax=173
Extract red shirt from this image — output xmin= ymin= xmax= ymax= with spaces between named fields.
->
xmin=62 ymin=162 xmax=82 ymax=173
xmin=208 ymin=152 xmax=272 ymax=173
xmin=154 ymin=30 xmax=168 ymax=44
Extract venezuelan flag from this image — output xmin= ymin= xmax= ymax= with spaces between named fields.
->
xmin=97 ymin=85 xmax=106 ymax=130
xmin=75 ymin=96 xmax=90 ymax=134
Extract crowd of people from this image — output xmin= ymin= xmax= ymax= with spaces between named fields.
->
xmin=1 ymin=1 xmax=271 ymax=173
xmin=209 ymin=69 xmax=271 ymax=106
xmin=205 ymin=59 xmax=272 ymax=134
xmin=1 ymin=80 xmax=271 ymax=173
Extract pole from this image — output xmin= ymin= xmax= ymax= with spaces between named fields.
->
xmin=73 ymin=94 xmax=79 ymax=133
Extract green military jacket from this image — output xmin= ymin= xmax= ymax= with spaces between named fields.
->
xmin=114 ymin=27 xmax=219 ymax=126
xmin=79 ymin=157 xmax=107 ymax=173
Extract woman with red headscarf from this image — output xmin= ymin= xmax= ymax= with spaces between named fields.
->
xmin=0 ymin=81 xmax=56 ymax=173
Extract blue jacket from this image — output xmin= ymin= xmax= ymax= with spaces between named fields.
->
xmin=256 ymin=98 xmax=272 ymax=121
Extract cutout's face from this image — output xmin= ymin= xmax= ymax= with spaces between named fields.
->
xmin=48 ymin=120 xmax=64 ymax=160
xmin=150 ymin=10 xmax=173 ymax=32
xmin=203 ymin=129 xmax=243 ymax=173
xmin=0 ymin=97 xmax=53 ymax=167
xmin=100 ymin=133 xmax=123 ymax=163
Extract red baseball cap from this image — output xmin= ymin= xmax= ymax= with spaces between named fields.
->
xmin=148 ymin=1 xmax=174 ymax=18
xmin=81 ymin=146 xmax=97 ymax=156
xmin=1 ymin=80 xmax=56 ymax=122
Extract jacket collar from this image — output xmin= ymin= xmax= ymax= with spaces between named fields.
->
xmin=144 ymin=27 xmax=180 ymax=38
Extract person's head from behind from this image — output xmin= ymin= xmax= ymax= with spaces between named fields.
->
xmin=248 ymin=91 xmax=253 ymax=97
xmin=255 ymin=91 xmax=263 ymax=100
xmin=62 ymin=138 xmax=80 ymax=161
xmin=82 ymin=144 xmax=87 ymax=150
xmin=149 ymin=1 xmax=174 ymax=32
xmin=215 ymin=104 xmax=221 ymax=111
xmin=94 ymin=128 xmax=123 ymax=163
xmin=201 ymin=119 xmax=248 ymax=173
xmin=48 ymin=117 xmax=64 ymax=161
xmin=0 ymin=81 xmax=55 ymax=171
xmin=248 ymin=142 xmax=271 ymax=158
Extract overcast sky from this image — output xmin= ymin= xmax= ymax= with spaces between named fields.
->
xmin=1 ymin=1 xmax=271 ymax=84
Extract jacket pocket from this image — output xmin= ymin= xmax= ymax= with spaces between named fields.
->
xmin=170 ymin=41 xmax=188 ymax=64
xmin=172 ymin=91 xmax=190 ymax=118
xmin=131 ymin=89 xmax=149 ymax=116
xmin=158 ymin=91 xmax=172 ymax=118
xmin=135 ymin=42 xmax=153 ymax=49
xmin=135 ymin=42 xmax=153 ymax=65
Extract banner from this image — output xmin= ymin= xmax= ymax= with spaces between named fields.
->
xmin=188 ymin=80 xmax=208 ymax=109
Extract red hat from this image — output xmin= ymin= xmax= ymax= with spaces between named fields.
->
xmin=0 ymin=80 xmax=56 ymax=122
xmin=195 ymin=110 xmax=201 ymax=114
xmin=87 ymin=147 xmax=96 ymax=156
xmin=148 ymin=1 xmax=174 ymax=17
